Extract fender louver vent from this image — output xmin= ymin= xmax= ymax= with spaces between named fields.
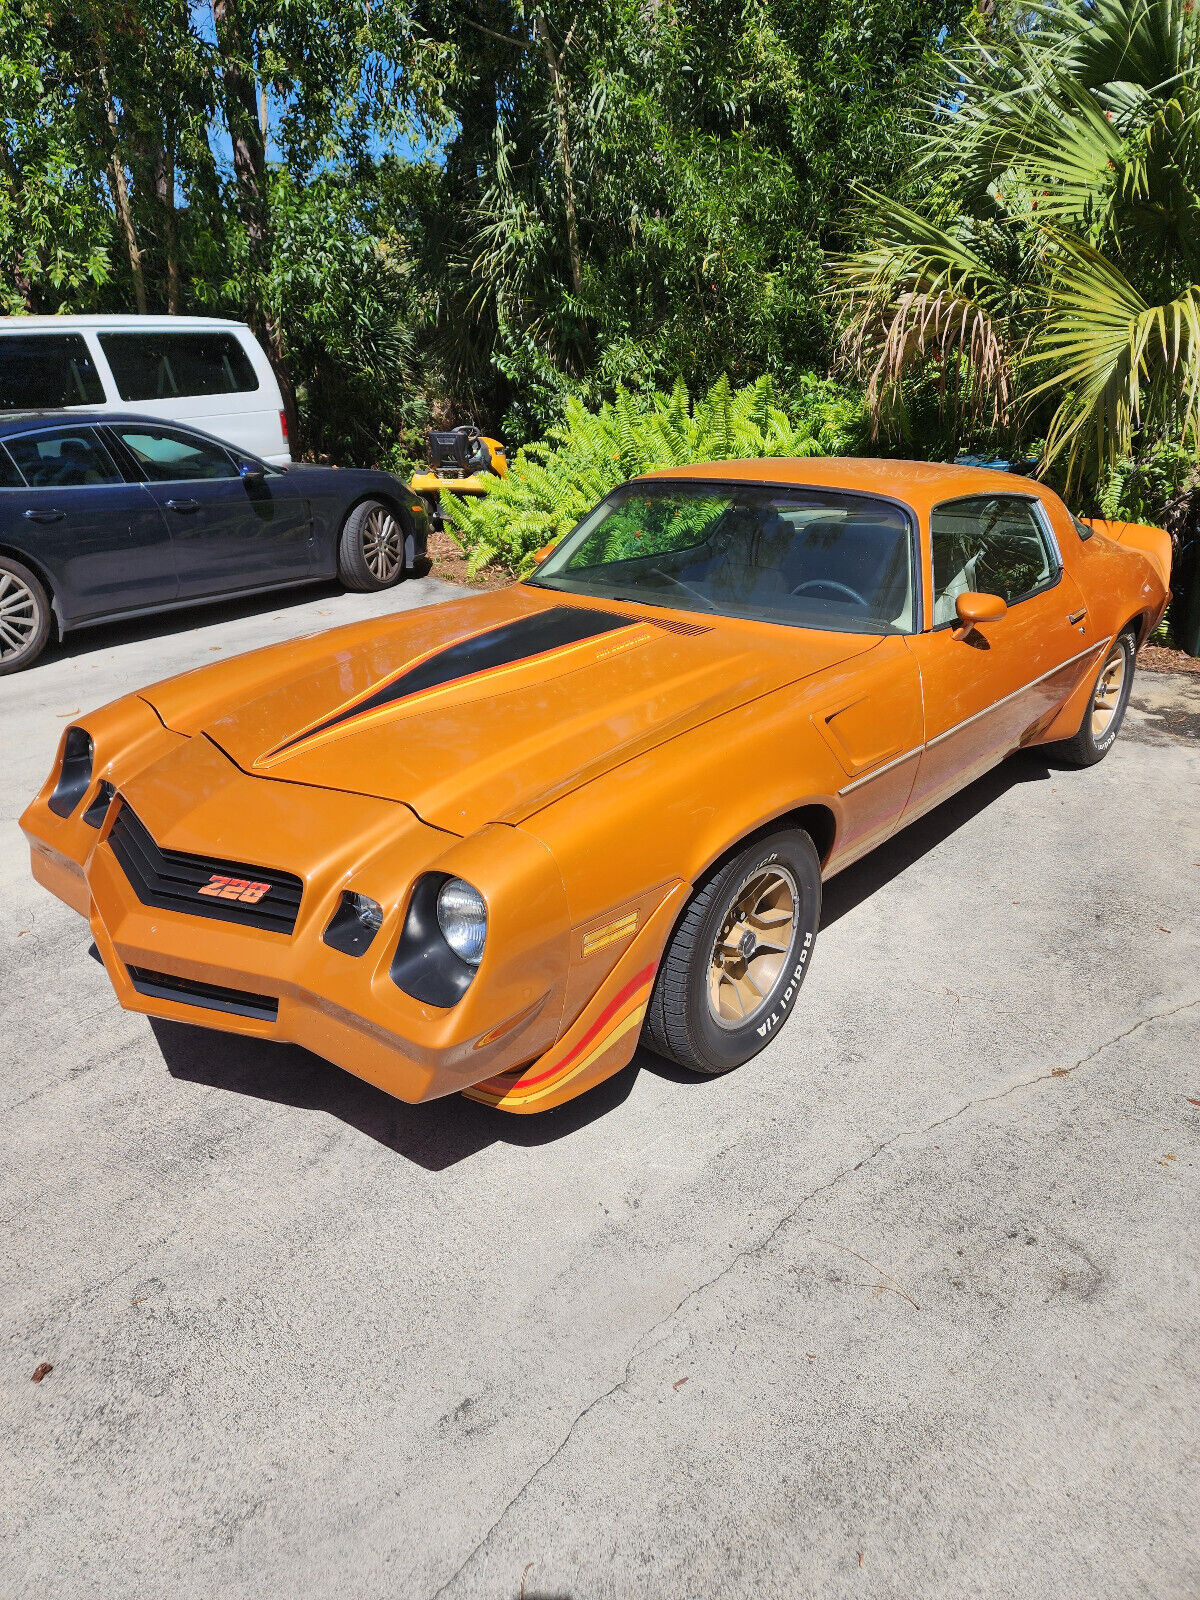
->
xmin=108 ymin=804 xmax=303 ymax=935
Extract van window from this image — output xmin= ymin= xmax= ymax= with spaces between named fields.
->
xmin=98 ymin=331 xmax=260 ymax=401
xmin=6 ymin=428 xmax=122 ymax=488
xmin=0 ymin=334 xmax=106 ymax=410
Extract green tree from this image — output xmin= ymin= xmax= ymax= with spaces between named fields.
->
xmin=0 ymin=0 xmax=112 ymax=311
xmin=836 ymin=0 xmax=1200 ymax=488
xmin=407 ymin=0 xmax=969 ymax=443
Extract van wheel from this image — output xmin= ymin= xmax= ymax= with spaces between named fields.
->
xmin=338 ymin=500 xmax=406 ymax=592
xmin=0 ymin=556 xmax=52 ymax=674
xmin=642 ymin=828 xmax=822 ymax=1075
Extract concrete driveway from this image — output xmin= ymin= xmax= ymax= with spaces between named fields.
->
xmin=2 ymin=580 xmax=1198 ymax=1600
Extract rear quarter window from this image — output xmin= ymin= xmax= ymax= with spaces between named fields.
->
xmin=6 ymin=428 xmax=122 ymax=487
xmin=0 ymin=334 xmax=106 ymax=410
xmin=98 ymin=331 xmax=260 ymax=401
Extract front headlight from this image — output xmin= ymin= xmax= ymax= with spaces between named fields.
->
xmin=436 ymin=878 xmax=487 ymax=966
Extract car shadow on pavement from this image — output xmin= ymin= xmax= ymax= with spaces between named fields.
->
xmin=819 ymin=747 xmax=1054 ymax=929
xmin=638 ymin=748 xmax=1056 ymax=1093
xmin=149 ymin=750 xmax=1055 ymax=1167
xmin=151 ymin=1016 xmax=640 ymax=1172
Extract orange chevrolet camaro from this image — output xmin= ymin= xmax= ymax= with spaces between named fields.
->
xmin=22 ymin=459 xmax=1171 ymax=1113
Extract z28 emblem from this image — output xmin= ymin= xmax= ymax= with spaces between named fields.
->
xmin=197 ymin=875 xmax=272 ymax=904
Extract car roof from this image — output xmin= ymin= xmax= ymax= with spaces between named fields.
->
xmin=0 ymin=410 xmax=209 ymax=436
xmin=638 ymin=457 xmax=1051 ymax=516
xmin=0 ymin=314 xmax=247 ymax=333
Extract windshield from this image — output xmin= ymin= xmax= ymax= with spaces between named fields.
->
xmin=529 ymin=481 xmax=917 ymax=634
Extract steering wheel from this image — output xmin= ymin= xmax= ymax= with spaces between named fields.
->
xmin=791 ymin=578 xmax=869 ymax=607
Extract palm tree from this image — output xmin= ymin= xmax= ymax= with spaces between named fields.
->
xmin=836 ymin=0 xmax=1200 ymax=491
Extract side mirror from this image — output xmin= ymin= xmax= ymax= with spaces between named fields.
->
xmin=532 ymin=542 xmax=557 ymax=564
xmin=953 ymin=590 xmax=1006 ymax=637
xmin=239 ymin=460 xmax=266 ymax=486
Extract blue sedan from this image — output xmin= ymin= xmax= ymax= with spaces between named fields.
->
xmin=0 ymin=411 xmax=429 ymax=673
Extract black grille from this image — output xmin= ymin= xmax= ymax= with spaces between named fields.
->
xmin=127 ymin=965 xmax=278 ymax=1021
xmin=107 ymin=803 xmax=303 ymax=935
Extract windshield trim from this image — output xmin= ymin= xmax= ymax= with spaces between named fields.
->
xmin=524 ymin=475 xmax=925 ymax=635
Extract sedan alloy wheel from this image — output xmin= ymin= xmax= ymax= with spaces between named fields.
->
xmin=0 ymin=557 xmax=52 ymax=674
xmin=361 ymin=507 xmax=402 ymax=583
xmin=0 ymin=569 xmax=38 ymax=662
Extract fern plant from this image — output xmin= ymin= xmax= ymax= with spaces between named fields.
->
xmin=442 ymin=374 xmax=865 ymax=576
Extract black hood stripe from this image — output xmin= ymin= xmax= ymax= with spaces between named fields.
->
xmin=270 ymin=606 xmax=636 ymax=757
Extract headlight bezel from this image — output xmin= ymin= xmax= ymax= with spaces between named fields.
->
xmin=48 ymin=726 xmax=95 ymax=818
xmin=391 ymin=872 xmax=488 ymax=1007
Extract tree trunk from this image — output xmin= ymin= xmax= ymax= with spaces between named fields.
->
xmin=0 ymin=139 xmax=37 ymax=310
xmin=212 ymin=2 xmax=298 ymax=440
xmin=105 ymin=158 xmax=148 ymax=314
xmin=536 ymin=12 xmax=582 ymax=298
xmin=154 ymin=137 xmax=181 ymax=314
xmin=95 ymin=40 xmax=147 ymax=314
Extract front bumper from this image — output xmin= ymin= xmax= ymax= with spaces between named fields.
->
xmin=22 ymin=725 xmax=581 ymax=1106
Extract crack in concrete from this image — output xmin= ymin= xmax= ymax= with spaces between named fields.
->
xmin=430 ymin=992 xmax=1200 ymax=1598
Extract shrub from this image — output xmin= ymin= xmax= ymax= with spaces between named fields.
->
xmin=441 ymin=373 xmax=866 ymax=576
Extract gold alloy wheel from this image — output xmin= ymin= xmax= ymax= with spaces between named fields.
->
xmin=708 ymin=865 xmax=798 ymax=1027
xmin=1091 ymin=643 xmax=1127 ymax=739
xmin=362 ymin=507 xmax=402 ymax=582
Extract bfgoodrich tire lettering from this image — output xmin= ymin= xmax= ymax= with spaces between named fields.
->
xmin=0 ymin=555 xmax=52 ymax=675
xmin=1055 ymin=629 xmax=1137 ymax=767
xmin=643 ymin=827 xmax=822 ymax=1075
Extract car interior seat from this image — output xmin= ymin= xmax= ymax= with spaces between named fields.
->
xmin=51 ymin=438 xmax=103 ymax=486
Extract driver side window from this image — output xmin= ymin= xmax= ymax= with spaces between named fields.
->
xmin=930 ymin=496 xmax=1058 ymax=625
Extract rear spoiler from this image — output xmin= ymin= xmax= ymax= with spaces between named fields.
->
xmin=1078 ymin=518 xmax=1172 ymax=589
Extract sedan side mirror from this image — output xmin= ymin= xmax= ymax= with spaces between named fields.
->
xmin=953 ymin=590 xmax=1007 ymax=637
xmin=239 ymin=460 xmax=266 ymax=486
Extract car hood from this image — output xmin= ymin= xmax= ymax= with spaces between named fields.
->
xmin=142 ymin=588 xmax=878 ymax=835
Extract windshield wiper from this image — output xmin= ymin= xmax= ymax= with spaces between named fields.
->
xmin=647 ymin=568 xmax=718 ymax=610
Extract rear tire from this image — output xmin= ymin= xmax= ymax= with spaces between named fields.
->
xmin=1054 ymin=629 xmax=1137 ymax=767
xmin=337 ymin=499 xmax=407 ymax=592
xmin=643 ymin=828 xmax=822 ymax=1075
xmin=0 ymin=556 xmax=52 ymax=674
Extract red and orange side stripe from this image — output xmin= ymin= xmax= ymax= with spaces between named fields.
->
xmin=465 ymin=962 xmax=656 ymax=1110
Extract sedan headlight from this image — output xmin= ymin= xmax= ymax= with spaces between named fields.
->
xmin=436 ymin=878 xmax=487 ymax=966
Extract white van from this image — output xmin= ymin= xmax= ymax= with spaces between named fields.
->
xmin=0 ymin=315 xmax=291 ymax=464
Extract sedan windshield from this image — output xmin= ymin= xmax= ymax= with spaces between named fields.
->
xmin=529 ymin=481 xmax=917 ymax=634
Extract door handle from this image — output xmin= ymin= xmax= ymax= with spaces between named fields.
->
xmin=1068 ymin=607 xmax=1088 ymax=625
xmin=165 ymin=498 xmax=200 ymax=514
xmin=23 ymin=507 xmax=65 ymax=524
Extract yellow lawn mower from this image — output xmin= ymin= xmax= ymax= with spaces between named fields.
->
xmin=409 ymin=425 xmax=507 ymax=532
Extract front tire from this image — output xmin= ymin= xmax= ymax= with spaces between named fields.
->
xmin=643 ymin=828 xmax=822 ymax=1075
xmin=1054 ymin=629 xmax=1137 ymax=767
xmin=0 ymin=556 xmax=52 ymax=675
xmin=337 ymin=499 xmax=407 ymax=592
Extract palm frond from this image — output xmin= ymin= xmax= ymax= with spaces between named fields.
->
xmin=1029 ymin=228 xmax=1200 ymax=478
